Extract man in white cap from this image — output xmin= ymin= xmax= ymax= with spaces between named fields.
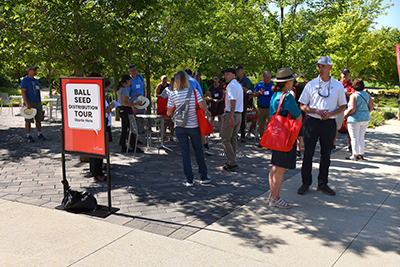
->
xmin=297 ymin=56 xmax=347 ymax=196
xmin=21 ymin=66 xmax=46 ymax=142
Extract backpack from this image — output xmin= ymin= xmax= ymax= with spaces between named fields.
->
xmin=172 ymin=89 xmax=192 ymax=127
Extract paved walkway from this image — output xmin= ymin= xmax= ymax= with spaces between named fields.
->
xmin=0 ymin=106 xmax=399 ymax=266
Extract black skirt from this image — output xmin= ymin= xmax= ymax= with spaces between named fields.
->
xmin=271 ymin=140 xmax=297 ymax=169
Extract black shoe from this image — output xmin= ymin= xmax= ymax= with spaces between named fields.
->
xmin=317 ymin=184 xmax=336 ymax=196
xmin=223 ymin=164 xmax=239 ymax=172
xmin=297 ymin=184 xmax=309 ymax=195
xmin=37 ymin=134 xmax=46 ymax=140
xmin=27 ymin=136 xmax=35 ymax=142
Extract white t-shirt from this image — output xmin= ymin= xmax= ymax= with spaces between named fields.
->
xmin=299 ymin=76 xmax=347 ymax=119
xmin=225 ymin=79 xmax=244 ymax=113
xmin=167 ymin=88 xmax=203 ymax=128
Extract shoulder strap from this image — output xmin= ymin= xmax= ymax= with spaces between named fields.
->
xmin=276 ymin=92 xmax=292 ymax=119
xmin=356 ymin=91 xmax=369 ymax=106
xmin=194 ymin=89 xmax=199 ymax=110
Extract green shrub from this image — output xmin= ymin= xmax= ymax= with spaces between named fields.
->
xmin=368 ymin=110 xmax=385 ymax=129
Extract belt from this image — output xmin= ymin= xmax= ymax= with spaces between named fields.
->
xmin=225 ymin=111 xmax=242 ymax=114
xmin=308 ymin=116 xmax=335 ymax=121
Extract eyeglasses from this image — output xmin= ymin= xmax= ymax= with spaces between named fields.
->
xmin=317 ymin=78 xmax=331 ymax=98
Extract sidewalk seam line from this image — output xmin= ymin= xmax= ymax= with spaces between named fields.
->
xmin=331 ymin=180 xmax=400 ymax=266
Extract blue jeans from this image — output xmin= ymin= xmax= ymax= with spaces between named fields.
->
xmin=175 ymin=127 xmax=208 ymax=183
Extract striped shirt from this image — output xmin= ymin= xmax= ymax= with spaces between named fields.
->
xmin=167 ymin=88 xmax=203 ymax=128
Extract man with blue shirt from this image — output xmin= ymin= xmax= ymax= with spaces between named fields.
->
xmin=21 ymin=66 xmax=46 ymax=142
xmin=252 ymin=71 xmax=274 ymax=140
xmin=128 ymin=64 xmax=146 ymax=114
xmin=185 ymin=69 xmax=203 ymax=97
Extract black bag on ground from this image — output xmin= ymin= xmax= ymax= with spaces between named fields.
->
xmin=61 ymin=181 xmax=97 ymax=212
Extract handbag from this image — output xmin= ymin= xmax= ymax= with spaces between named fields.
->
xmin=61 ymin=181 xmax=97 ymax=212
xmin=194 ymin=89 xmax=214 ymax=135
xmin=172 ymin=88 xmax=192 ymax=127
xmin=157 ymin=97 xmax=168 ymax=115
xmin=260 ymin=92 xmax=302 ymax=152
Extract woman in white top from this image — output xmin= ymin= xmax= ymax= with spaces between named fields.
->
xmin=166 ymin=71 xmax=211 ymax=187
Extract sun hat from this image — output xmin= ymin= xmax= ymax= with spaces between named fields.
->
xmin=271 ymin=68 xmax=298 ymax=83
xmin=315 ymin=56 xmax=332 ymax=66
xmin=20 ymin=107 xmax=37 ymax=119
xmin=134 ymin=96 xmax=150 ymax=109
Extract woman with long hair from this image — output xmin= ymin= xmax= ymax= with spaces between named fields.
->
xmin=166 ymin=71 xmax=211 ymax=186
xmin=116 ymin=75 xmax=143 ymax=153
xmin=268 ymin=68 xmax=302 ymax=208
xmin=344 ymin=78 xmax=374 ymax=160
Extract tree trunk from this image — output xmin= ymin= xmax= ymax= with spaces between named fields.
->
xmin=144 ymin=61 xmax=152 ymax=114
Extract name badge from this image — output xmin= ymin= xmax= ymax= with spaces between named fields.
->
xmin=214 ymin=93 xmax=219 ymax=97
xmin=136 ymin=84 xmax=140 ymax=89
xmin=35 ymin=85 xmax=40 ymax=90
xmin=264 ymin=91 xmax=269 ymax=95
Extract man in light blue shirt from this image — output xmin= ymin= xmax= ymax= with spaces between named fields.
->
xmin=185 ymin=69 xmax=203 ymax=97
xmin=128 ymin=64 xmax=146 ymax=113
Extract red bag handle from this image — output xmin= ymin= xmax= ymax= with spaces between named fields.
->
xmin=194 ymin=89 xmax=199 ymax=110
xmin=276 ymin=92 xmax=292 ymax=120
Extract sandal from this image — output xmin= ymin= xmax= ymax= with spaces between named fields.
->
xmin=269 ymin=196 xmax=291 ymax=209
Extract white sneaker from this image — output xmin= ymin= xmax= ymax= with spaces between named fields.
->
xmin=182 ymin=180 xmax=194 ymax=187
xmin=204 ymin=148 xmax=214 ymax=156
xmin=200 ymin=175 xmax=212 ymax=184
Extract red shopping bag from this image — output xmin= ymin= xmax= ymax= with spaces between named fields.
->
xmin=194 ymin=90 xmax=214 ymax=135
xmin=260 ymin=92 xmax=302 ymax=152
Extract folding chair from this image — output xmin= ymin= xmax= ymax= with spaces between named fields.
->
xmin=1 ymin=93 xmax=15 ymax=115
xmin=127 ymin=114 xmax=158 ymax=158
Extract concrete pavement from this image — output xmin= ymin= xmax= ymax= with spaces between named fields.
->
xmin=0 ymin=106 xmax=399 ymax=266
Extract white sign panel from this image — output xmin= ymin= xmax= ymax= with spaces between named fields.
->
xmin=66 ymin=83 xmax=101 ymax=131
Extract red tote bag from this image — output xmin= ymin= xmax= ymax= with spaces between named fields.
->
xmin=260 ymin=92 xmax=302 ymax=152
xmin=194 ymin=90 xmax=214 ymax=135
xmin=157 ymin=98 xmax=168 ymax=115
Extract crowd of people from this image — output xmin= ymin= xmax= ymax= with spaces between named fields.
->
xmin=21 ymin=55 xmax=376 ymax=209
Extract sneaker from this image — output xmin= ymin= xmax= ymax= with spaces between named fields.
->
xmin=317 ymin=184 xmax=336 ymax=196
xmin=297 ymin=184 xmax=309 ymax=195
xmin=200 ymin=175 xmax=212 ymax=184
xmin=27 ymin=136 xmax=35 ymax=142
xmin=357 ymin=155 xmax=364 ymax=160
xmin=182 ymin=180 xmax=194 ymax=187
xmin=37 ymin=134 xmax=46 ymax=140
xmin=223 ymin=164 xmax=239 ymax=172
xmin=204 ymin=148 xmax=214 ymax=156
xmin=345 ymin=156 xmax=358 ymax=161
xmin=246 ymin=133 xmax=253 ymax=139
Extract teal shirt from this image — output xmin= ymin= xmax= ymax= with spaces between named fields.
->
xmin=347 ymin=91 xmax=370 ymax=122
xmin=270 ymin=91 xmax=301 ymax=119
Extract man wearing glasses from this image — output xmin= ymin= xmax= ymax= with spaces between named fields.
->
xmin=297 ymin=56 xmax=347 ymax=196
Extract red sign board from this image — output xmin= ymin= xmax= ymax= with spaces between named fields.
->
xmin=60 ymin=77 xmax=107 ymax=157
xmin=396 ymin=44 xmax=400 ymax=85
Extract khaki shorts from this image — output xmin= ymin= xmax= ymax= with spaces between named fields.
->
xmin=25 ymin=101 xmax=44 ymax=123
